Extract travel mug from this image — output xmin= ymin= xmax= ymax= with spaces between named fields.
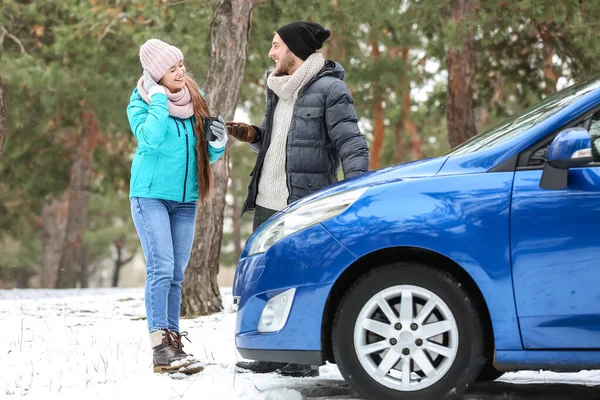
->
xmin=204 ymin=117 xmax=219 ymax=142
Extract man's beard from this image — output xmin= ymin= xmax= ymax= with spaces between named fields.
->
xmin=274 ymin=50 xmax=296 ymax=75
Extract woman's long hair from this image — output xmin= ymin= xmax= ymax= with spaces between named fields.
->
xmin=185 ymin=73 xmax=212 ymax=204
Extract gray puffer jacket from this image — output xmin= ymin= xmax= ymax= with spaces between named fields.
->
xmin=243 ymin=60 xmax=369 ymax=214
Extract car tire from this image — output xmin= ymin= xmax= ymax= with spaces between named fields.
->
xmin=332 ymin=263 xmax=486 ymax=400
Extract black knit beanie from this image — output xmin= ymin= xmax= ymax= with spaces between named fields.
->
xmin=276 ymin=21 xmax=331 ymax=61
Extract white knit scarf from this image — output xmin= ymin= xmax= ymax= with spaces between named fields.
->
xmin=267 ymin=53 xmax=326 ymax=100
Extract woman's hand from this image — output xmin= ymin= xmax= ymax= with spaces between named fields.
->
xmin=210 ymin=116 xmax=227 ymax=141
xmin=143 ymin=70 xmax=165 ymax=95
xmin=209 ymin=116 xmax=228 ymax=148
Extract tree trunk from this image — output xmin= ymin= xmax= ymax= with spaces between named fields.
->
xmin=397 ymin=91 xmax=422 ymax=162
xmin=80 ymin=246 xmax=89 ymax=288
xmin=112 ymin=242 xmax=134 ymax=288
xmin=369 ymin=37 xmax=385 ymax=170
xmin=181 ymin=0 xmax=254 ymax=317
xmin=112 ymin=244 xmax=123 ymax=288
xmin=477 ymin=85 xmax=503 ymax=131
xmin=406 ymin=118 xmax=421 ymax=161
xmin=538 ymin=24 xmax=558 ymax=96
xmin=40 ymin=193 xmax=69 ymax=288
xmin=322 ymin=0 xmax=345 ymax=61
xmin=394 ymin=118 xmax=405 ymax=164
xmin=55 ymin=111 xmax=99 ymax=288
xmin=403 ymin=94 xmax=422 ymax=161
xmin=0 ymin=74 xmax=6 ymax=160
xmin=370 ymin=96 xmax=385 ymax=170
xmin=16 ymin=269 xmax=32 ymax=289
xmin=446 ymin=0 xmax=477 ymax=148
xmin=394 ymin=48 xmax=409 ymax=165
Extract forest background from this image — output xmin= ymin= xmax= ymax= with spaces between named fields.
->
xmin=1 ymin=0 xmax=597 ymax=316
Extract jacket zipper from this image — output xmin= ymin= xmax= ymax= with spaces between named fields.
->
xmin=286 ymin=70 xmax=327 ymax=203
xmin=179 ymin=119 xmax=190 ymax=202
xmin=175 ymin=120 xmax=181 ymax=137
xmin=285 ymin=100 xmax=292 ymax=205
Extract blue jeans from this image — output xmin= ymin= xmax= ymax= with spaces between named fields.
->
xmin=131 ymin=197 xmax=197 ymax=333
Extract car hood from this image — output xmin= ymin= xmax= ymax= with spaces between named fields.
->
xmin=283 ymin=156 xmax=449 ymax=212
xmin=361 ymin=156 xmax=449 ymax=182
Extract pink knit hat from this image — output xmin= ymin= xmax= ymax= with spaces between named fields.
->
xmin=139 ymin=39 xmax=184 ymax=81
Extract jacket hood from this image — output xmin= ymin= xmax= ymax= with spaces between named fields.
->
xmin=319 ymin=60 xmax=345 ymax=81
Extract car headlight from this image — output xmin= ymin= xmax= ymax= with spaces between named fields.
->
xmin=248 ymin=187 xmax=367 ymax=256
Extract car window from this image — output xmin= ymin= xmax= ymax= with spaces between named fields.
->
xmin=446 ymin=75 xmax=600 ymax=157
xmin=589 ymin=113 xmax=600 ymax=139
xmin=527 ymin=144 xmax=549 ymax=167
xmin=590 ymin=115 xmax=600 ymax=162
xmin=594 ymin=138 xmax=600 ymax=161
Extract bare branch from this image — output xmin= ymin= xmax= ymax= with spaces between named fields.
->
xmin=166 ymin=0 xmax=191 ymax=6
xmin=0 ymin=26 xmax=27 ymax=54
xmin=122 ymin=254 xmax=135 ymax=265
xmin=98 ymin=19 xmax=116 ymax=43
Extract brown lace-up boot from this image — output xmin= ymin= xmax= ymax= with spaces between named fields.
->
xmin=170 ymin=331 xmax=193 ymax=357
xmin=150 ymin=330 xmax=203 ymax=374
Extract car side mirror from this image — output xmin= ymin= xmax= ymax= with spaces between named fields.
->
xmin=540 ymin=127 xmax=592 ymax=190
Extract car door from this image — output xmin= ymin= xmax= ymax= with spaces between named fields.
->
xmin=510 ymin=111 xmax=600 ymax=349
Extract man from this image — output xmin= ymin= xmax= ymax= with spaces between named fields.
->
xmin=227 ymin=21 xmax=369 ymax=377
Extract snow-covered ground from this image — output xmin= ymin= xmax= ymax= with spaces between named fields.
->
xmin=2 ymin=288 xmax=599 ymax=400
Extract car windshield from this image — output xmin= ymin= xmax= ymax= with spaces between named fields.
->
xmin=445 ymin=74 xmax=600 ymax=156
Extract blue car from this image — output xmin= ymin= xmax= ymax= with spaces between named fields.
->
xmin=233 ymin=75 xmax=600 ymax=400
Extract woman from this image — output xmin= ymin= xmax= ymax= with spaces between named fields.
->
xmin=126 ymin=39 xmax=227 ymax=374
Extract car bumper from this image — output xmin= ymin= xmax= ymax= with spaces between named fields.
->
xmin=233 ymin=223 xmax=356 ymax=364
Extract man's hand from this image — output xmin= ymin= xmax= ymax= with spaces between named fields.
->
xmin=226 ymin=122 xmax=257 ymax=143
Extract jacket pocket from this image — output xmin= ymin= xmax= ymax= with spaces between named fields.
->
xmin=131 ymin=152 xmax=159 ymax=193
xmin=293 ymin=106 xmax=325 ymax=139
xmin=147 ymin=153 xmax=160 ymax=192
xmin=294 ymin=106 xmax=324 ymax=119
xmin=289 ymin=173 xmax=331 ymax=193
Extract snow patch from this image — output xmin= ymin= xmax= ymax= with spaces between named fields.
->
xmin=1 ymin=287 xmax=599 ymax=400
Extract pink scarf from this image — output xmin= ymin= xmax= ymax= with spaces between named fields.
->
xmin=137 ymin=76 xmax=194 ymax=119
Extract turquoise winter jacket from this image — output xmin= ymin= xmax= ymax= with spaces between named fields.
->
xmin=126 ymin=88 xmax=225 ymax=202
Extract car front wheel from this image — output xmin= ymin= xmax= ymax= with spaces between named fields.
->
xmin=332 ymin=263 xmax=485 ymax=400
